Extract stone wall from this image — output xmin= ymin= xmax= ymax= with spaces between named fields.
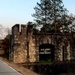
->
xmin=27 ymin=25 xmax=38 ymax=62
xmin=11 ymin=24 xmax=27 ymax=63
xmin=10 ymin=24 xmax=38 ymax=63
xmin=10 ymin=24 xmax=71 ymax=63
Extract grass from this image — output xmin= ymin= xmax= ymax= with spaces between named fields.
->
xmin=39 ymin=59 xmax=53 ymax=64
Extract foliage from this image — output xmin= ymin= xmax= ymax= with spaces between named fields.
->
xmin=32 ymin=0 xmax=74 ymax=32
xmin=40 ymin=59 xmax=53 ymax=64
xmin=2 ymin=34 xmax=10 ymax=54
xmin=27 ymin=21 xmax=39 ymax=34
xmin=27 ymin=21 xmax=37 ymax=30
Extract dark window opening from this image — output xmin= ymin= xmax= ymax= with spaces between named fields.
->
xmin=39 ymin=43 xmax=55 ymax=63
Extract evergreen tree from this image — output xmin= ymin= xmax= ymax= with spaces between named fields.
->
xmin=27 ymin=21 xmax=39 ymax=34
xmin=32 ymin=0 xmax=71 ymax=32
xmin=32 ymin=0 xmax=52 ymax=30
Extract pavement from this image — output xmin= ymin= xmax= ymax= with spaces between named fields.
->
xmin=0 ymin=60 xmax=21 ymax=75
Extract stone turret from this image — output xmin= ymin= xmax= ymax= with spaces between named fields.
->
xmin=10 ymin=24 xmax=37 ymax=63
xmin=11 ymin=24 xmax=27 ymax=63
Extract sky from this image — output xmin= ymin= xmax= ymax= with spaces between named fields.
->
xmin=0 ymin=0 xmax=75 ymax=28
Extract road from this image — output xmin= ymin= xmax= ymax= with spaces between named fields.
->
xmin=0 ymin=60 xmax=22 ymax=75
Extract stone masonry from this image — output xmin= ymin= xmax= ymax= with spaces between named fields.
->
xmin=10 ymin=24 xmax=71 ymax=63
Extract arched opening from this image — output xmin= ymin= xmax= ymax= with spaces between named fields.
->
xmin=39 ymin=43 xmax=55 ymax=63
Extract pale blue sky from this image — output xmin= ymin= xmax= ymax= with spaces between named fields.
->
xmin=0 ymin=0 xmax=75 ymax=28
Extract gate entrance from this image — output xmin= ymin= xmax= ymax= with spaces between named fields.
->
xmin=39 ymin=44 xmax=55 ymax=63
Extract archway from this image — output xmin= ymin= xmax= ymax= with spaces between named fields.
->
xmin=39 ymin=43 xmax=55 ymax=63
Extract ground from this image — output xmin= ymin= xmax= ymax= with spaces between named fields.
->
xmin=0 ymin=57 xmax=38 ymax=75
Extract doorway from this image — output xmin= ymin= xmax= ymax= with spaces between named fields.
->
xmin=39 ymin=43 xmax=55 ymax=63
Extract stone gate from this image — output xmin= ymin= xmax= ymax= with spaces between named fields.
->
xmin=10 ymin=24 xmax=71 ymax=63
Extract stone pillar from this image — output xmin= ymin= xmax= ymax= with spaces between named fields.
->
xmin=27 ymin=25 xmax=37 ymax=62
xmin=66 ymin=43 xmax=71 ymax=61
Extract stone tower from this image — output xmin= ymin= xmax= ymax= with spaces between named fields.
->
xmin=10 ymin=24 xmax=37 ymax=63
